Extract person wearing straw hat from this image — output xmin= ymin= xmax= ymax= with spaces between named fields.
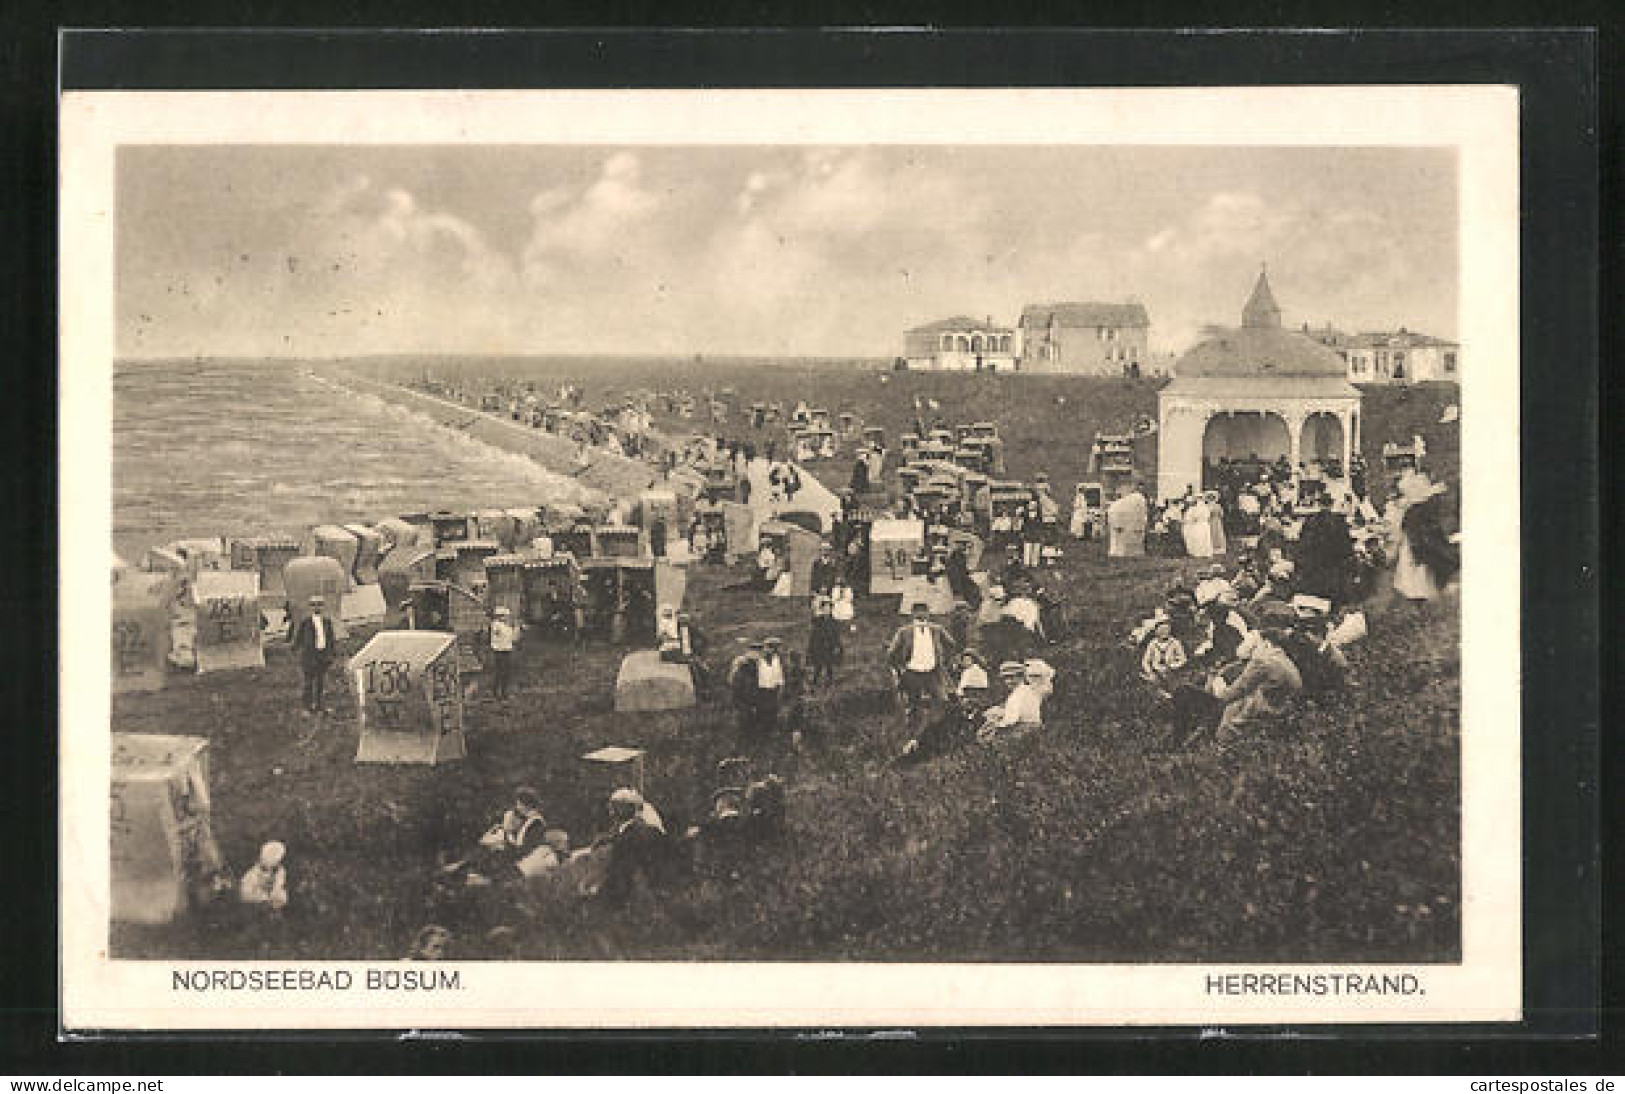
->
xmin=487 ymin=606 xmax=521 ymax=699
xmin=1278 ymin=594 xmax=1350 ymax=696
xmin=289 ymin=595 xmax=337 ymax=714
xmin=977 ymin=660 xmax=1045 ymax=743
xmin=751 ymin=637 xmax=789 ymax=738
xmin=1139 ymin=612 xmax=1188 ymax=690
xmin=887 ymin=600 xmax=957 ymax=739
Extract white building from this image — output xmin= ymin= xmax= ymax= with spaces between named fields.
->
xmin=1304 ymin=324 xmax=1460 ymax=384
xmin=901 ymin=316 xmax=1019 ymax=372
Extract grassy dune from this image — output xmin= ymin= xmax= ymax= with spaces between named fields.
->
xmin=114 ymin=362 xmax=1461 ymax=963
xmin=341 ymin=356 xmax=1459 ymax=505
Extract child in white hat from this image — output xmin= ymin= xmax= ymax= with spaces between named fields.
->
xmin=238 ymin=840 xmax=289 ymax=910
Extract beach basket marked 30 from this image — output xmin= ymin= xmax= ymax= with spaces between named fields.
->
xmin=351 ymin=631 xmax=466 ymax=765
xmin=870 ymin=518 xmax=925 ymax=596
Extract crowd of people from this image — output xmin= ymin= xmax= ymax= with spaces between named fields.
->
xmin=153 ymin=370 xmax=1462 ymax=960
xmin=1127 ymin=463 xmax=1458 ymax=749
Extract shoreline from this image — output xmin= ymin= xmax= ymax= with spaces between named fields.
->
xmin=314 ymin=369 xmax=663 ymax=502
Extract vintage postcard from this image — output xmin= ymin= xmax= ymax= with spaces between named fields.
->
xmin=60 ymin=86 xmax=1520 ymax=1030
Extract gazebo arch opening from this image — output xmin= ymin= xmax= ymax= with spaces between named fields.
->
xmin=1202 ymin=411 xmax=1289 ymax=463
xmin=1301 ymin=412 xmax=1345 ymax=463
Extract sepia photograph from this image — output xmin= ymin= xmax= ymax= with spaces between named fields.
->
xmin=60 ymin=86 xmax=1523 ymax=1029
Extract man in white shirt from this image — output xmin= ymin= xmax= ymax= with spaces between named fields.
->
xmin=886 ymin=602 xmax=956 ymax=736
xmin=488 ymin=606 xmax=521 ymax=699
xmin=752 ymin=637 xmax=787 ymax=736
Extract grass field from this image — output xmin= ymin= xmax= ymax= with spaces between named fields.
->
xmin=114 ymin=360 xmax=1462 ymax=963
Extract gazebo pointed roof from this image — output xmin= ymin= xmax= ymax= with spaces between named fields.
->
xmin=1241 ymin=266 xmax=1282 ymax=329
xmin=1172 ymin=270 xmax=1351 ymax=382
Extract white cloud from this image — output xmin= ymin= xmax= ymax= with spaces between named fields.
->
xmin=251 ymin=175 xmax=530 ymax=354
xmin=522 ymin=152 xmax=665 ymax=281
xmin=119 ymin=149 xmax=1455 ymax=359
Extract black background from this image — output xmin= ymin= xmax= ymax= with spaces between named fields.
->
xmin=4 ymin=21 xmax=1612 ymax=1074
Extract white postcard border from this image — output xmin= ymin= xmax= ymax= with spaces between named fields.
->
xmin=60 ymin=86 xmax=1521 ymax=1029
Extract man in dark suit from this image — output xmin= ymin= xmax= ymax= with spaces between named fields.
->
xmin=1292 ymin=500 xmax=1355 ymax=607
xmin=886 ymin=601 xmax=957 ymax=737
xmin=728 ymin=642 xmax=763 ymax=738
xmin=810 ymin=541 xmax=841 ymax=595
xmin=289 ymin=595 xmax=338 ymax=714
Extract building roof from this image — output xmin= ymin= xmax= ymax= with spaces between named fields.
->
xmin=1174 ymin=270 xmax=1348 ymax=380
xmin=906 ymin=315 xmax=1013 ymax=335
xmin=1018 ymin=302 xmax=1150 ymax=329
xmin=1175 ymin=325 xmax=1351 ymax=379
xmin=1347 ymin=330 xmax=1458 ymax=349
xmin=1301 ymin=323 xmax=1355 ymax=347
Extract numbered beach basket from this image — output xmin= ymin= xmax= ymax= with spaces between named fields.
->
xmin=351 ymin=631 xmax=467 ymax=765
xmin=111 ymin=734 xmax=220 ymax=925
xmin=191 ymin=570 xmax=264 ymax=674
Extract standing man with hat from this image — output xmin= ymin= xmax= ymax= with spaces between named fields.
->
xmin=752 ymin=637 xmax=789 ymax=738
xmin=810 ymin=540 xmax=841 ymax=596
xmin=488 ymin=606 xmax=521 ymax=700
xmin=887 ymin=601 xmax=957 ymax=739
xmin=289 ymin=595 xmax=337 ymax=715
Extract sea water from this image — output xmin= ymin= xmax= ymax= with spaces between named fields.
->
xmin=113 ymin=360 xmax=599 ymax=558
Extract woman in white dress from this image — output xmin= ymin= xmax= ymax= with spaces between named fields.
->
xmin=1181 ymin=493 xmax=1214 ymax=558
xmin=1205 ymin=490 xmax=1228 ymax=555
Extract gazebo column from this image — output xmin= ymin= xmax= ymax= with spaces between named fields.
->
xmin=1285 ymin=408 xmax=1305 ymax=472
xmin=1340 ymin=408 xmax=1354 ymax=479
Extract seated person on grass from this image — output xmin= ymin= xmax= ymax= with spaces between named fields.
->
xmin=591 ymin=788 xmax=669 ymax=903
xmin=977 ymin=659 xmax=1050 ymax=745
xmin=467 ymin=786 xmax=549 ymax=883
xmin=1139 ymin=614 xmax=1188 ymax=695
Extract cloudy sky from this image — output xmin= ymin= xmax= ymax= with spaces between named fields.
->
xmin=117 ymin=144 xmax=1456 ymax=359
